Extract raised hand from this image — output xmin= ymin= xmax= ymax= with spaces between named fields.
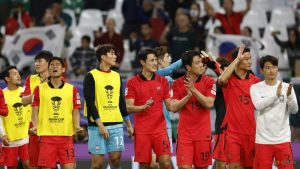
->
xmin=237 ymin=44 xmax=246 ymax=61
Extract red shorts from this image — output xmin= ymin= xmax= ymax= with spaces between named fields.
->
xmin=134 ymin=132 xmax=171 ymax=163
xmin=29 ymin=135 xmax=40 ymax=167
xmin=225 ymin=131 xmax=255 ymax=167
xmin=2 ymin=144 xmax=29 ymax=167
xmin=212 ymin=132 xmax=226 ymax=162
xmin=38 ymin=142 xmax=75 ymax=168
xmin=176 ymin=139 xmax=212 ymax=167
xmin=254 ymin=142 xmax=294 ymax=169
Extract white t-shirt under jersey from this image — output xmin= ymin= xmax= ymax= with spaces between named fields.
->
xmin=250 ymin=80 xmax=298 ymax=144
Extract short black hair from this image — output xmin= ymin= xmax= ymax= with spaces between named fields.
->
xmin=52 ymin=0 xmax=62 ymax=4
xmin=244 ymin=26 xmax=252 ymax=36
xmin=48 ymin=57 xmax=64 ymax=67
xmin=259 ymin=55 xmax=278 ymax=69
xmin=1 ymin=66 xmax=18 ymax=83
xmin=231 ymin=47 xmax=250 ymax=60
xmin=81 ymin=35 xmax=91 ymax=43
xmin=34 ymin=50 xmax=53 ymax=62
xmin=138 ymin=48 xmax=156 ymax=62
xmin=141 ymin=22 xmax=152 ymax=28
xmin=216 ymin=57 xmax=230 ymax=70
xmin=181 ymin=50 xmax=200 ymax=70
xmin=95 ymin=44 xmax=115 ymax=63
xmin=153 ymin=46 xmax=169 ymax=60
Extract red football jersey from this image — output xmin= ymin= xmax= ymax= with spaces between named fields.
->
xmin=172 ymin=75 xmax=216 ymax=141
xmin=0 ymin=88 xmax=8 ymax=116
xmin=125 ymin=73 xmax=170 ymax=134
xmin=221 ymin=72 xmax=260 ymax=135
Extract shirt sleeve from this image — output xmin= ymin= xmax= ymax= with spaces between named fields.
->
xmin=162 ymin=77 xmax=170 ymax=100
xmin=250 ymin=84 xmax=278 ymax=111
xmin=0 ymin=90 xmax=8 ymax=116
xmin=287 ymin=88 xmax=299 ymax=114
xmin=0 ymin=117 xmax=6 ymax=137
xmin=157 ymin=59 xmax=182 ymax=76
xmin=171 ymin=80 xmax=181 ymax=100
xmin=31 ymin=86 xmax=40 ymax=107
xmin=205 ymin=78 xmax=217 ymax=98
xmin=119 ymin=77 xmax=129 ymax=120
xmin=73 ymin=87 xmax=81 ymax=109
xmin=20 ymin=76 xmax=31 ymax=97
xmin=125 ymin=79 xmax=136 ymax=99
xmin=83 ymin=73 xmax=100 ymax=121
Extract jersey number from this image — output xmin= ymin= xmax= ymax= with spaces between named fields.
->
xmin=239 ymin=95 xmax=250 ymax=105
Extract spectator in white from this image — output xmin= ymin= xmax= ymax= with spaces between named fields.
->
xmin=204 ymin=0 xmax=251 ymax=35
xmin=250 ymin=55 xmax=298 ymax=169
xmin=69 ymin=35 xmax=97 ymax=78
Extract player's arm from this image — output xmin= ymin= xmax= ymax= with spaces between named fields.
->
xmin=241 ymin=0 xmax=251 ymax=16
xmin=157 ymin=59 xmax=182 ymax=76
xmin=204 ymin=0 xmax=216 ymax=18
xmin=250 ymin=85 xmax=278 ymax=111
xmin=119 ymin=78 xmax=134 ymax=138
xmin=0 ymin=91 xmax=8 ymax=116
xmin=73 ymin=87 xmax=82 ymax=132
xmin=125 ymin=98 xmax=153 ymax=113
xmin=31 ymin=86 xmax=40 ymax=135
xmin=0 ymin=118 xmax=8 ymax=146
xmin=286 ymin=84 xmax=299 ymax=114
xmin=170 ymin=95 xmax=191 ymax=112
xmin=219 ymin=44 xmax=245 ymax=85
xmin=21 ymin=76 xmax=32 ymax=106
xmin=83 ymin=74 xmax=109 ymax=139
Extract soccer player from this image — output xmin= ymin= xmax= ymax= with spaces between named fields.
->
xmin=218 ymin=44 xmax=260 ymax=169
xmin=0 ymin=66 xmax=31 ymax=169
xmin=83 ymin=44 xmax=134 ymax=169
xmin=170 ymin=50 xmax=216 ymax=169
xmin=250 ymin=55 xmax=298 ymax=169
xmin=31 ymin=57 xmax=82 ymax=169
xmin=211 ymin=57 xmax=230 ymax=169
xmin=21 ymin=50 xmax=53 ymax=169
xmin=125 ymin=49 xmax=171 ymax=169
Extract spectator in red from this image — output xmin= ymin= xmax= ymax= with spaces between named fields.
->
xmin=204 ymin=0 xmax=251 ymax=35
xmin=5 ymin=1 xmax=31 ymax=35
xmin=94 ymin=18 xmax=124 ymax=68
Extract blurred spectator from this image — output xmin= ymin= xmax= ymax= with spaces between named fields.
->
xmin=94 ymin=18 xmax=124 ymax=67
xmin=205 ymin=0 xmax=251 ymax=35
xmin=0 ymin=33 xmax=9 ymax=72
xmin=189 ymin=2 xmax=209 ymax=50
xmin=121 ymin=0 xmax=143 ymax=38
xmin=29 ymin=0 xmax=54 ymax=25
xmin=241 ymin=26 xmax=264 ymax=50
xmin=149 ymin=0 xmax=170 ymax=41
xmin=129 ymin=22 xmax=159 ymax=68
xmin=0 ymin=0 xmax=12 ymax=27
xmin=51 ymin=0 xmax=72 ymax=28
xmin=5 ymin=1 xmax=31 ymax=35
xmin=164 ymin=0 xmax=193 ymax=21
xmin=214 ymin=26 xmax=225 ymax=34
xmin=42 ymin=8 xmax=64 ymax=26
xmin=84 ymin=0 xmax=115 ymax=11
xmin=69 ymin=35 xmax=97 ymax=78
xmin=272 ymin=28 xmax=300 ymax=76
xmin=140 ymin=0 xmax=154 ymax=23
xmin=160 ymin=13 xmax=197 ymax=62
xmin=75 ymin=124 xmax=88 ymax=143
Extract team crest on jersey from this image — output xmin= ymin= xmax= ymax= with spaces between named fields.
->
xmin=13 ymin=102 xmax=23 ymax=117
xmin=104 ymin=85 xmax=114 ymax=100
xmin=51 ymin=96 xmax=62 ymax=115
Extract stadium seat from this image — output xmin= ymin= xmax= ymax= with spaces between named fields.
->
xmin=263 ymin=24 xmax=288 ymax=41
xmin=259 ymin=37 xmax=284 ymax=65
xmin=241 ymin=9 xmax=268 ymax=28
xmin=270 ymin=6 xmax=296 ymax=27
xmin=251 ymin=0 xmax=272 ymax=12
xmin=79 ymin=9 xmax=104 ymax=30
xmin=113 ymin=0 xmax=123 ymax=12
xmin=63 ymin=9 xmax=77 ymax=29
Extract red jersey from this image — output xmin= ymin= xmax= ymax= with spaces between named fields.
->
xmin=215 ymin=12 xmax=243 ymax=35
xmin=125 ymin=73 xmax=170 ymax=134
xmin=221 ymin=72 xmax=260 ymax=135
xmin=172 ymin=75 xmax=216 ymax=141
xmin=0 ymin=88 xmax=8 ymax=116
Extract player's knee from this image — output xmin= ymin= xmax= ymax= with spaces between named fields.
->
xmin=109 ymin=156 xmax=121 ymax=167
xmin=91 ymin=161 xmax=103 ymax=169
xmin=159 ymin=160 xmax=171 ymax=169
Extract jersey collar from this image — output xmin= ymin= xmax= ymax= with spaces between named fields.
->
xmin=47 ymin=80 xmax=65 ymax=89
xmin=233 ymin=70 xmax=251 ymax=80
xmin=184 ymin=74 xmax=202 ymax=82
xmin=139 ymin=72 xmax=156 ymax=81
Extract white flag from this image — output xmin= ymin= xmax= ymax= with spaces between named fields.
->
xmin=207 ymin=34 xmax=260 ymax=74
xmin=2 ymin=25 xmax=66 ymax=70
